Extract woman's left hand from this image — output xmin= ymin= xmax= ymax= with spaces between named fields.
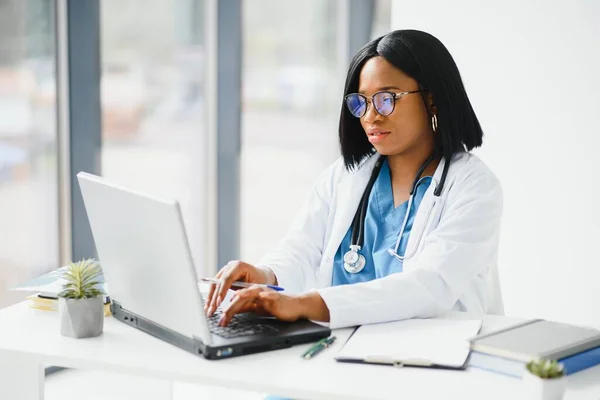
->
xmin=218 ymin=286 xmax=330 ymax=327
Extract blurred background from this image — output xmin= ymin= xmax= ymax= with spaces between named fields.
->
xmin=0 ymin=0 xmax=390 ymax=308
xmin=1 ymin=0 xmax=599 ymax=331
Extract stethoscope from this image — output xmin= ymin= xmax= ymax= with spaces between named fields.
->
xmin=342 ymin=153 xmax=450 ymax=274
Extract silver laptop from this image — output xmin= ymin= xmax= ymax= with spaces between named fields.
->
xmin=77 ymin=172 xmax=330 ymax=359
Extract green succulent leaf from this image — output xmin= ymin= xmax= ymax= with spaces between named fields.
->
xmin=526 ymin=359 xmax=565 ymax=379
xmin=57 ymin=258 xmax=105 ymax=300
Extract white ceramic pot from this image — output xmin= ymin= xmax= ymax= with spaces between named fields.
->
xmin=522 ymin=369 xmax=566 ymax=400
xmin=59 ymin=296 xmax=104 ymax=338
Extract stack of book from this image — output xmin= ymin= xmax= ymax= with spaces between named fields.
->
xmin=26 ymin=293 xmax=112 ymax=316
xmin=468 ymin=319 xmax=600 ymax=377
xmin=12 ymin=266 xmax=111 ymax=317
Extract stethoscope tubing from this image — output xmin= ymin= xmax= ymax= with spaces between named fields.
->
xmin=343 ymin=153 xmax=449 ymax=272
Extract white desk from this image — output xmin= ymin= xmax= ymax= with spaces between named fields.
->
xmin=1 ymin=302 xmax=599 ymax=400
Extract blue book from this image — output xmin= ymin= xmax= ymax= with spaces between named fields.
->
xmin=468 ymin=319 xmax=600 ymax=377
xmin=470 ymin=345 xmax=600 ymax=377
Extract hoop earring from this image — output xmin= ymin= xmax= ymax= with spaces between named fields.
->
xmin=431 ymin=114 xmax=438 ymax=133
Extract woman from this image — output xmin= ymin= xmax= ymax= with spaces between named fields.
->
xmin=206 ymin=29 xmax=504 ymax=329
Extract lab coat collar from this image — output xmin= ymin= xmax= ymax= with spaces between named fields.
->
xmin=316 ymin=154 xmax=378 ymax=287
xmin=402 ymin=156 xmax=445 ymax=270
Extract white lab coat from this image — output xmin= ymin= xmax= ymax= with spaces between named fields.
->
xmin=257 ymin=151 xmax=504 ymax=329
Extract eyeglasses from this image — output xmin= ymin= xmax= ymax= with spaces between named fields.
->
xmin=344 ymin=90 xmax=425 ymax=118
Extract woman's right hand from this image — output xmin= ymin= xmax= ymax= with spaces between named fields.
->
xmin=204 ymin=260 xmax=277 ymax=317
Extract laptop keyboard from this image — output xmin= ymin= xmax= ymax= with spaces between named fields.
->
xmin=202 ymin=299 xmax=280 ymax=339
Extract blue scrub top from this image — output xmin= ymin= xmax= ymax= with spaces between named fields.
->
xmin=331 ymin=158 xmax=432 ymax=286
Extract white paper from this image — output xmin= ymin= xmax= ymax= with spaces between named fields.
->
xmin=337 ymin=317 xmax=482 ymax=368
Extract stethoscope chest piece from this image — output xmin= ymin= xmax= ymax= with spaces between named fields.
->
xmin=341 ymin=153 xmax=449 ymax=275
xmin=343 ymin=245 xmax=366 ymax=273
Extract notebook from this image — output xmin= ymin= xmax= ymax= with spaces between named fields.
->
xmin=336 ymin=317 xmax=482 ymax=369
xmin=468 ymin=319 xmax=600 ymax=377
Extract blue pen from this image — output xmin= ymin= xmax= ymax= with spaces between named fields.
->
xmin=200 ymin=278 xmax=284 ymax=291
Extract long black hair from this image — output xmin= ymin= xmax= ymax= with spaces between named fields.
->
xmin=339 ymin=29 xmax=483 ymax=170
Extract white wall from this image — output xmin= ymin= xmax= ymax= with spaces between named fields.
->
xmin=392 ymin=1 xmax=600 ymax=327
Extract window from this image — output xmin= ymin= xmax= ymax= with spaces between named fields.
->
xmin=0 ymin=0 xmax=58 ymax=307
xmin=240 ymin=0 xmax=341 ymax=262
xmin=100 ymin=0 xmax=207 ymax=274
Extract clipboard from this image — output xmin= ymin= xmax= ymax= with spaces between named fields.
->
xmin=336 ymin=354 xmax=469 ymax=370
xmin=335 ymin=317 xmax=482 ymax=370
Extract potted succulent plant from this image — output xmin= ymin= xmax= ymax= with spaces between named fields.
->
xmin=523 ymin=358 xmax=566 ymax=400
xmin=58 ymin=258 xmax=105 ymax=338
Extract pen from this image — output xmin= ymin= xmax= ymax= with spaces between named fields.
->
xmin=200 ymin=278 xmax=284 ymax=292
xmin=302 ymin=336 xmax=337 ymax=359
